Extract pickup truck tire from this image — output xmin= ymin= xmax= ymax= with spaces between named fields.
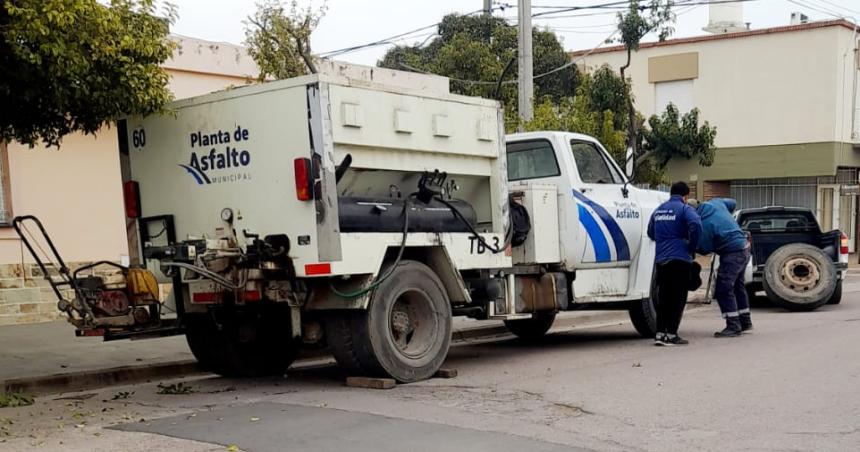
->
xmin=504 ymin=312 xmax=556 ymax=341
xmin=628 ymin=268 xmax=658 ymax=338
xmin=826 ymin=280 xmax=843 ymax=305
xmin=184 ymin=307 xmax=298 ymax=377
xmin=763 ymin=244 xmax=836 ymax=312
xmin=325 ymin=260 xmax=452 ymax=383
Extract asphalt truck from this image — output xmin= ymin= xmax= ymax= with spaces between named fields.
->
xmin=15 ymin=63 xmax=667 ymax=382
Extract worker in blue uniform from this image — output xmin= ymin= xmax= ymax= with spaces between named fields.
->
xmin=697 ymin=198 xmax=752 ymax=337
xmin=647 ymin=181 xmax=702 ymax=346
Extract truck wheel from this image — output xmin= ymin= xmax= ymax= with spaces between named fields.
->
xmin=628 ymin=268 xmax=658 ymax=338
xmin=826 ymin=280 xmax=843 ymax=305
xmin=763 ymin=244 xmax=836 ymax=312
xmin=504 ymin=312 xmax=556 ymax=341
xmin=184 ymin=307 xmax=298 ymax=377
xmin=325 ymin=260 xmax=452 ymax=383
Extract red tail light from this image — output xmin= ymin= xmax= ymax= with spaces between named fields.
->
xmin=123 ymin=180 xmax=141 ymax=219
xmin=840 ymin=233 xmax=849 ymax=255
xmin=294 ymin=158 xmax=313 ymax=201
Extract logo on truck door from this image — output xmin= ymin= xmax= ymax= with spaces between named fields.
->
xmin=573 ymin=190 xmax=631 ymax=262
xmin=179 ymin=126 xmax=253 ymax=185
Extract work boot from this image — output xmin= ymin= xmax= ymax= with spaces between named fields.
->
xmin=739 ymin=313 xmax=753 ymax=332
xmin=714 ymin=317 xmax=743 ymax=338
xmin=665 ymin=334 xmax=689 ymax=346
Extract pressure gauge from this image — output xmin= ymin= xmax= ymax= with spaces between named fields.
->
xmin=221 ymin=207 xmax=234 ymax=223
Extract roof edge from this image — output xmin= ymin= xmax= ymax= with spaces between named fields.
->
xmin=571 ymin=19 xmax=858 ymax=57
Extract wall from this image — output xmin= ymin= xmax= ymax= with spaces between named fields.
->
xmin=579 ymin=25 xmax=851 ymax=149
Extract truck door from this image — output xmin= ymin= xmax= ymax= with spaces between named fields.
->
xmin=568 ymin=138 xmax=643 ymax=267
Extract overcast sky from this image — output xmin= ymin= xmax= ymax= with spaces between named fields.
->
xmin=168 ymin=0 xmax=860 ymax=66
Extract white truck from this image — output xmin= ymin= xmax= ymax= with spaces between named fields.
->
xmin=15 ymin=63 xmax=667 ymax=382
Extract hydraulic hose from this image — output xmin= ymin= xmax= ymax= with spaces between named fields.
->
xmin=434 ymin=196 xmax=512 ymax=254
xmin=330 ymin=194 xmax=414 ymax=299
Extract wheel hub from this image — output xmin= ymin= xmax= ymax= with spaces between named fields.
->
xmin=388 ymin=290 xmax=437 ymax=359
xmin=780 ymin=256 xmax=820 ymax=292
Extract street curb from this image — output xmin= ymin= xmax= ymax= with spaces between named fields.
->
xmin=2 ymin=360 xmax=204 ymax=397
xmin=2 ymin=309 xmax=684 ymax=397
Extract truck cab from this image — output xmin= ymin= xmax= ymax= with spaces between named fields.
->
xmin=505 ymin=132 xmax=667 ymax=333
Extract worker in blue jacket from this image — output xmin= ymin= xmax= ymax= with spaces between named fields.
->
xmin=647 ymin=181 xmax=702 ymax=346
xmin=696 ymin=198 xmax=752 ymax=337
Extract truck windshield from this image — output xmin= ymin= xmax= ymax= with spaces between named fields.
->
xmin=741 ymin=214 xmax=815 ymax=232
xmin=570 ymin=140 xmax=622 ymax=184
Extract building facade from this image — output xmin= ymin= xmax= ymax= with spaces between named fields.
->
xmin=0 ymin=36 xmax=257 ymax=325
xmin=574 ymin=19 xmax=860 ymax=251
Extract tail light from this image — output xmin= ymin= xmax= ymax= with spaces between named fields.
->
xmin=294 ymin=158 xmax=313 ymax=201
xmin=840 ymin=233 xmax=849 ymax=255
xmin=123 ymin=180 xmax=141 ymax=219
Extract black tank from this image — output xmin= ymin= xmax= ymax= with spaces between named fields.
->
xmin=338 ymin=197 xmax=476 ymax=233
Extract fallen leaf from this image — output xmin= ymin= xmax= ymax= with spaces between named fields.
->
xmin=227 ymin=445 xmax=239 ymax=452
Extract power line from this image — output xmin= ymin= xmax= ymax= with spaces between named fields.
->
xmin=815 ymin=0 xmax=860 ymax=16
xmin=317 ymin=7 xmax=491 ymax=58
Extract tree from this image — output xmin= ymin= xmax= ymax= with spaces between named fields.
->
xmin=0 ymin=0 xmax=177 ymax=148
xmin=642 ymin=103 xmax=717 ymax=169
xmin=245 ymin=0 xmax=327 ymax=81
xmin=615 ymin=0 xmax=674 ymax=172
xmin=524 ymin=71 xmax=626 ymax=163
xmin=379 ymin=13 xmax=578 ymax=123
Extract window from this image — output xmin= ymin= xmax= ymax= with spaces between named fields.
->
xmin=570 ymin=140 xmax=622 ymax=184
xmin=506 ymin=140 xmax=560 ymax=181
xmin=0 ymin=143 xmax=11 ymax=226
xmin=740 ymin=213 xmax=815 ymax=232
xmin=655 ymin=79 xmax=694 ymax=115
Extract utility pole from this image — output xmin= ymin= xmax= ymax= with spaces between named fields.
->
xmin=483 ymin=0 xmax=492 ymax=16
xmin=517 ymin=0 xmax=533 ymax=128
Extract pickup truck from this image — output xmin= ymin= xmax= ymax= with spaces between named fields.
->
xmin=738 ymin=206 xmax=848 ymax=311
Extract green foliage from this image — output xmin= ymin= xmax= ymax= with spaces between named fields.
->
xmin=245 ymin=0 xmax=327 ymax=81
xmin=0 ymin=392 xmax=34 ymax=408
xmin=0 ymin=0 xmax=177 ymax=148
xmin=379 ymin=14 xmax=577 ymax=121
xmin=156 ymin=382 xmax=196 ymax=395
xmin=523 ymin=71 xmax=626 ymax=162
xmin=642 ymin=103 xmax=717 ymax=168
xmin=617 ymin=0 xmax=675 ymax=51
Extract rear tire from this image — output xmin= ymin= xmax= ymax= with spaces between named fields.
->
xmin=629 ymin=267 xmax=658 ymax=338
xmin=325 ymin=260 xmax=452 ymax=383
xmin=826 ymin=279 xmax=843 ymax=305
xmin=504 ymin=312 xmax=556 ymax=341
xmin=184 ymin=306 xmax=298 ymax=377
xmin=763 ymin=244 xmax=836 ymax=312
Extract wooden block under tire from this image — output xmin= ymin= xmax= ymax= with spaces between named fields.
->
xmin=434 ymin=368 xmax=458 ymax=379
xmin=346 ymin=376 xmax=396 ymax=389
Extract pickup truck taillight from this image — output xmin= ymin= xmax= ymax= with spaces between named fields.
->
xmin=123 ymin=180 xmax=141 ymax=219
xmin=294 ymin=158 xmax=313 ymax=201
xmin=840 ymin=233 xmax=849 ymax=255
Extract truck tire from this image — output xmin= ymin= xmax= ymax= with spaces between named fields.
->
xmin=325 ymin=260 xmax=452 ymax=383
xmin=628 ymin=267 xmax=658 ymax=338
xmin=826 ymin=279 xmax=843 ymax=305
xmin=504 ymin=312 xmax=556 ymax=341
xmin=763 ymin=244 xmax=836 ymax=312
xmin=184 ymin=306 xmax=298 ymax=377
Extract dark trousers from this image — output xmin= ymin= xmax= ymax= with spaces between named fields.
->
xmin=715 ymin=248 xmax=751 ymax=318
xmin=656 ymin=260 xmax=691 ymax=335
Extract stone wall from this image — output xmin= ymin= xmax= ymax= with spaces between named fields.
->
xmin=0 ymin=262 xmax=116 ymax=326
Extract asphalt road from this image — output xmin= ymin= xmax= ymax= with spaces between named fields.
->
xmin=3 ymin=273 xmax=860 ymax=451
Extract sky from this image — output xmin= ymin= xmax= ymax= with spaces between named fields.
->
xmin=166 ymin=0 xmax=860 ymax=66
